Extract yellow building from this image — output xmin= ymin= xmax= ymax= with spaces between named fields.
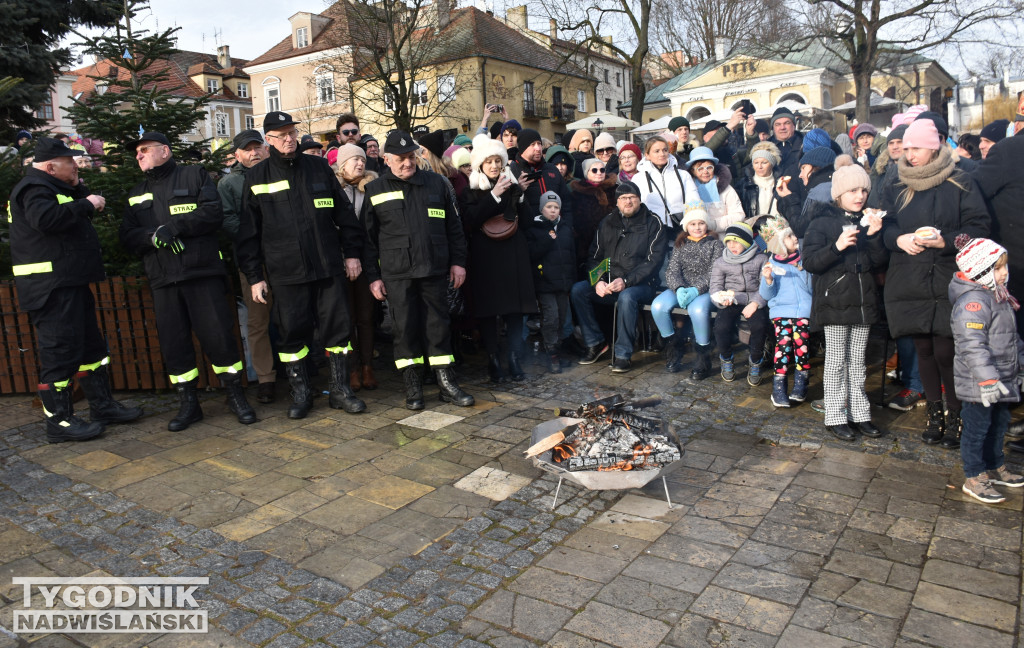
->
xmin=629 ymin=41 xmax=956 ymax=133
xmin=244 ymin=1 xmax=597 ymax=142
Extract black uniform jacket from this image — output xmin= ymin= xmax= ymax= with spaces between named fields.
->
xmin=237 ymin=147 xmax=364 ymax=286
xmin=119 ymin=159 xmax=226 ymax=289
xmin=362 ymin=168 xmax=467 ymax=283
xmin=9 ymin=169 xmax=104 ymax=311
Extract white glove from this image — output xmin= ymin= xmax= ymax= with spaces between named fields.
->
xmin=979 ymin=381 xmax=1010 ymax=407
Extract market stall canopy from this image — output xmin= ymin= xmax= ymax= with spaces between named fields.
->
xmin=830 ymin=95 xmax=906 ymax=113
xmin=629 ymin=115 xmax=673 ymax=135
xmin=688 ymin=100 xmax=816 ymax=128
xmin=566 ymin=110 xmax=640 ymax=131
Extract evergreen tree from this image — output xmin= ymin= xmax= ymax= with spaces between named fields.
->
xmin=0 ymin=0 xmax=121 ymax=136
xmin=67 ymin=0 xmax=224 ymax=276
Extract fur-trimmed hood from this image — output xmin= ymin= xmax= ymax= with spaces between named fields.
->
xmin=336 ymin=169 xmax=379 ymax=192
xmin=569 ymin=175 xmax=618 ymax=206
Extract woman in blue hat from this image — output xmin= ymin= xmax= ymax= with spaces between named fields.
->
xmin=686 ymin=147 xmax=745 ymax=233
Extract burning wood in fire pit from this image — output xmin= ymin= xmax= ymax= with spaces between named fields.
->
xmin=527 ymin=395 xmax=680 ymax=472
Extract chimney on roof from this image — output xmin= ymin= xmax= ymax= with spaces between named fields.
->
xmin=549 ymin=19 xmax=557 ymax=40
xmin=507 ymin=5 xmax=528 ymax=32
xmin=435 ymin=0 xmax=452 ymax=30
xmin=217 ymin=45 xmax=231 ymax=69
xmin=713 ymin=37 xmax=731 ymax=61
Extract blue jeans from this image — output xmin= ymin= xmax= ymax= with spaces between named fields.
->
xmin=570 ymin=280 xmax=655 ymax=360
xmin=960 ymin=401 xmax=1011 ymax=478
xmin=895 ymin=335 xmax=922 ymax=394
xmin=650 ymin=290 xmax=714 ymax=346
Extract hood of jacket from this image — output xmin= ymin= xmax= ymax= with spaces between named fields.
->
xmin=545 ymin=144 xmax=575 ymax=175
xmin=948 ymin=270 xmax=990 ymax=305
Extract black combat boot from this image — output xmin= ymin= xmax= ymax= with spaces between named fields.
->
xmin=78 ymin=364 xmax=143 ymax=424
xmin=38 ymin=384 xmax=105 ymax=443
xmin=168 ymin=379 xmax=203 ymax=431
xmin=403 ymin=366 xmax=424 ymax=410
xmin=220 ymin=374 xmax=257 ymax=424
xmin=284 ymin=361 xmax=315 ymax=419
xmin=436 ymin=366 xmax=474 ymax=407
xmin=922 ymin=401 xmax=945 ymax=445
xmin=326 ymin=352 xmax=366 ymax=413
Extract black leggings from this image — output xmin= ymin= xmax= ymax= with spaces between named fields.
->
xmin=479 ymin=314 xmax=526 ymax=359
xmin=913 ymin=334 xmax=958 ymax=413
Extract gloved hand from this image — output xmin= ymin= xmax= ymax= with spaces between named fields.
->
xmin=676 ymin=286 xmax=699 ymax=308
xmin=152 ymin=225 xmax=185 ymax=254
xmin=979 ymin=380 xmax=1010 ymax=407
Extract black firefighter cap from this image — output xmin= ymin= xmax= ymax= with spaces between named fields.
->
xmin=34 ymin=137 xmax=84 ymax=162
xmin=383 ymin=130 xmax=420 ymax=155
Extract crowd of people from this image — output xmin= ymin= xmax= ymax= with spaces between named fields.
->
xmin=8 ymin=98 xmax=1024 ymax=505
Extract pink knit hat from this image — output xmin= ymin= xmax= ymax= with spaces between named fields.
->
xmin=891 ymin=104 xmax=928 ymax=127
xmin=901 ymin=119 xmax=941 ymax=150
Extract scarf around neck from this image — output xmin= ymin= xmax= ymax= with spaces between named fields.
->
xmin=695 ymin=177 xmax=720 ymax=204
xmin=897 ymin=146 xmax=954 ymax=191
xmin=724 ymin=244 xmax=758 ymax=265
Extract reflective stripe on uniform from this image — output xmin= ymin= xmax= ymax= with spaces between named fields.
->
xmin=325 ymin=343 xmax=352 ymax=355
xmin=53 ymin=379 xmax=71 ymax=390
xmin=169 ymin=203 xmax=197 ymax=214
xmin=212 ymin=361 xmax=242 ymax=374
xmin=251 ymin=180 xmax=290 ymax=195
xmin=370 ymin=191 xmax=404 ymax=206
xmin=279 ymin=346 xmax=309 ymax=363
xmin=427 ymin=354 xmax=455 ymax=366
xmin=12 ymin=262 xmax=53 ymax=276
xmin=169 ymin=368 xmax=199 ymax=384
xmin=427 ymin=208 xmax=445 ymax=219
xmin=395 ymin=357 xmax=424 ymax=369
xmin=56 ymin=194 xmax=74 ymax=204
xmin=128 ymin=193 xmax=154 ymax=206
xmin=77 ymin=357 xmax=110 ymax=373
xmin=313 ymin=198 xmax=334 ymax=208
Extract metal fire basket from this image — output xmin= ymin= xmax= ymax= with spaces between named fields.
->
xmin=528 ymin=415 xmax=685 ymax=510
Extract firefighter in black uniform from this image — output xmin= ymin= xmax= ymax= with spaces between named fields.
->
xmin=8 ymin=138 xmax=143 ymax=442
xmin=119 ymin=132 xmax=256 ymax=431
xmin=363 ymin=130 xmax=474 ymax=410
xmin=236 ymin=111 xmax=366 ymax=419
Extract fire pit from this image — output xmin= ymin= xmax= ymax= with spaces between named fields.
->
xmin=526 ymin=395 xmax=684 ymax=509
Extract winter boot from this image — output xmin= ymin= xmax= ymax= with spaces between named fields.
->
xmin=326 ymin=352 xmax=366 ymax=413
xmin=436 ymin=366 xmax=475 ymax=407
xmin=487 ymin=354 xmax=507 ymax=383
xmin=284 ymin=361 xmax=315 ymax=419
xmin=508 ymin=352 xmax=526 ymax=382
xmin=747 ymin=357 xmax=765 ymax=386
xmin=665 ymin=333 xmax=686 ymax=373
xmin=403 ymin=367 xmax=424 ymax=410
xmin=941 ymin=409 xmax=962 ymax=449
xmin=38 ymin=384 xmax=104 ymax=443
xmin=78 ymin=364 xmax=143 ymax=424
xmin=922 ymin=401 xmax=945 ymax=445
xmin=361 ymin=365 xmax=378 ymax=390
xmin=220 ymin=374 xmax=257 ymax=424
xmin=547 ymin=347 xmax=562 ymax=374
xmin=168 ymin=379 xmax=203 ymax=431
xmin=790 ymin=370 xmax=810 ymax=402
xmin=771 ymin=375 xmax=790 ymax=407
xmin=690 ymin=344 xmax=711 ymax=381
xmin=720 ymin=355 xmax=735 ymax=382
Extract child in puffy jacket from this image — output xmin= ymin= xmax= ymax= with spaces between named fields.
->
xmin=949 ymin=236 xmax=1024 ymax=504
xmin=710 ymin=222 xmax=770 ymax=385
xmin=526 ymin=191 xmax=576 ymax=374
xmin=759 ymin=216 xmax=813 ymax=407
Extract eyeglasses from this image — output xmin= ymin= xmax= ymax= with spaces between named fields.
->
xmin=589 ymin=167 xmax=606 ymax=174
xmin=340 ymin=129 xmax=359 ymax=136
xmin=136 ymin=144 xmax=166 ymax=155
xmin=693 ymin=163 xmax=715 ymax=172
xmin=266 ymin=130 xmax=299 ymax=141
xmin=596 ymin=147 xmax=615 ymax=154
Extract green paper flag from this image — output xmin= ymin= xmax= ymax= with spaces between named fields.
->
xmin=589 ymin=258 xmax=610 ymax=286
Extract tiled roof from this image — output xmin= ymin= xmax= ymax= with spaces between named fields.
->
xmin=72 ymin=50 xmax=251 ymax=102
xmin=246 ymin=1 xmax=360 ymax=67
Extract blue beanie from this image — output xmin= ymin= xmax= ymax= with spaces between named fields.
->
xmin=500 ymin=120 xmax=522 ymax=134
xmin=802 ymin=128 xmax=831 ymax=152
xmin=801 ymin=146 xmax=836 ymax=169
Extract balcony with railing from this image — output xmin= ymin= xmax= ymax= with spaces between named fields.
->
xmin=552 ymin=102 xmax=576 ymax=122
xmin=523 ymin=98 xmax=549 ymax=119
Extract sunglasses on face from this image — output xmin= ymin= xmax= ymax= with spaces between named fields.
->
xmin=340 ymin=129 xmax=359 ymax=136
xmin=589 ymin=167 xmax=606 ymax=174
xmin=597 ymin=147 xmax=615 ymax=154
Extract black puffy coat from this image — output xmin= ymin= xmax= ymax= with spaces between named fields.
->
xmin=778 ymin=166 xmax=833 ymax=237
xmin=569 ymin=176 xmax=618 ymax=273
xmin=880 ymin=164 xmax=990 ymax=338
xmin=509 ymin=156 xmax=574 ymax=222
xmin=526 ymin=214 xmax=576 ymax=293
xmin=8 ymin=170 xmax=105 ymax=311
xmin=736 ymin=167 xmax=781 ymax=219
xmin=120 ymin=159 xmax=226 ymax=289
xmin=584 ymin=204 xmax=668 ymax=288
xmin=801 ymin=202 xmax=888 ymax=330
xmin=458 ymin=185 xmax=537 ymax=317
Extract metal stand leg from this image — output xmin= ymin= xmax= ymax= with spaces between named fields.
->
xmin=551 ymin=476 xmax=564 ymax=510
xmin=662 ymin=476 xmax=673 ymax=509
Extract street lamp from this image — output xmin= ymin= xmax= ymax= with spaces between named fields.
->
xmin=591 ymin=118 xmax=604 ymax=133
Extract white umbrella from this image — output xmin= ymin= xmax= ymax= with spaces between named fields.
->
xmin=566 ymin=110 xmax=640 ymax=131
xmin=629 ymin=115 xmax=672 ymax=135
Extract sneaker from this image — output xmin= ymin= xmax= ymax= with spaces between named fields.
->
xmin=747 ymin=358 xmax=764 ymax=386
xmin=889 ymin=388 xmax=924 ymax=411
xmin=578 ymin=343 xmax=609 ymax=365
xmin=720 ymin=355 xmax=735 ymax=382
xmin=962 ymin=476 xmax=1006 ymax=504
xmin=988 ymin=465 xmax=1024 ymax=487
xmin=811 ymin=399 xmax=826 ymax=413
xmin=611 ymin=356 xmax=631 ymax=373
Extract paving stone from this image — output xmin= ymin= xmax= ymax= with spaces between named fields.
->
xmin=269 ymin=598 xmax=318 ymax=622
xmin=912 ymin=581 xmax=1017 ymax=632
xmin=824 ymin=550 xmax=893 ymax=584
xmin=688 ymin=584 xmax=794 ymax=635
xmin=536 ymin=546 xmax=629 ymax=583
xmin=750 ymin=521 xmax=839 ymax=555
xmin=835 ymin=528 xmax=927 ymax=566
xmin=241 ymin=617 xmax=286 ymax=645
xmin=594 ymin=574 xmax=694 ymax=624
xmin=645 ymin=533 xmax=735 ymax=570
xmin=710 ymin=562 xmax=809 ymax=605
xmin=589 ymin=511 xmax=670 ymax=541
xmin=564 ymin=600 xmax=671 ymax=648
xmin=926 ymin=537 xmax=1020 ymax=576
xmin=836 ymin=580 xmax=913 ymax=618
xmin=325 ymin=624 xmax=377 ymax=648
xmin=298 ymin=614 xmax=347 ymax=640
xmin=777 ymin=624 xmax=871 ymax=647
xmin=508 ymin=566 xmax=604 ymax=608
xmin=920 ymin=558 xmax=1018 ymax=600
xmin=932 ymin=516 xmax=1020 ymax=552
xmin=901 ymin=609 xmax=1014 ymax=648
xmin=668 ymin=516 xmax=751 ymax=548
xmin=621 ymin=554 xmax=716 ymax=594
xmin=663 ymin=613 xmax=777 ymax=648
xmin=730 ymin=540 xmax=825 ymax=580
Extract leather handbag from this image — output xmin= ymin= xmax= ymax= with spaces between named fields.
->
xmin=482 ymin=214 xmax=517 ymax=240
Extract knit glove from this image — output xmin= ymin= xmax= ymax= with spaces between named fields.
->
xmin=978 ymin=380 xmax=1010 ymax=407
xmin=676 ymin=287 xmax=699 ymax=308
xmin=152 ymin=225 xmax=185 ymax=254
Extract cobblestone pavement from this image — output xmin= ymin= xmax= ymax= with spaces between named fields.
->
xmin=0 ymin=344 xmax=1020 ymax=647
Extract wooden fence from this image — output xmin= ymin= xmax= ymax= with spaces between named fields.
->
xmin=0 ymin=277 xmax=243 ymax=394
